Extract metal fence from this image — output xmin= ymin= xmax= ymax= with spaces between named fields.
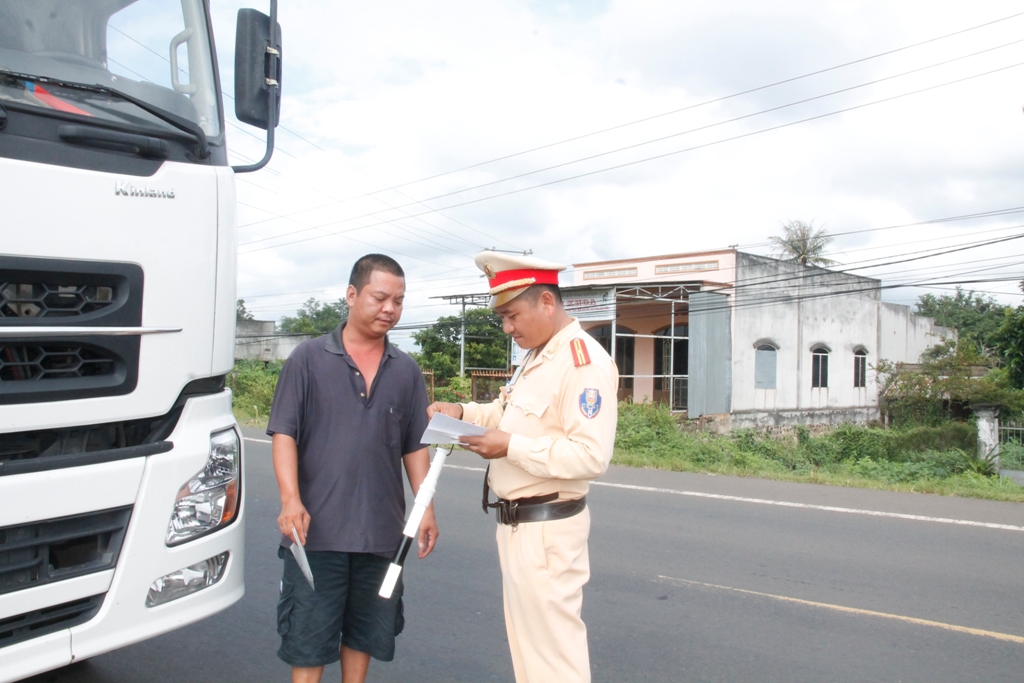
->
xmin=1000 ymin=422 xmax=1024 ymax=470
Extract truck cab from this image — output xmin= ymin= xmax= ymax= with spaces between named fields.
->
xmin=0 ymin=1 xmax=279 ymax=679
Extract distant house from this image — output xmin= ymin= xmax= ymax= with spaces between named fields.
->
xmin=234 ymin=319 xmax=309 ymax=362
xmin=563 ymin=249 xmax=953 ymax=428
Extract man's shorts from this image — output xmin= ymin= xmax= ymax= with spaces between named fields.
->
xmin=276 ymin=546 xmax=405 ymax=667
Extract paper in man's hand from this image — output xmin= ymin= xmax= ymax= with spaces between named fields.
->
xmin=290 ymin=525 xmax=315 ymax=590
xmin=420 ymin=412 xmax=487 ymax=445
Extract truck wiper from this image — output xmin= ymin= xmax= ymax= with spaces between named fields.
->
xmin=0 ymin=101 xmax=7 ymax=130
xmin=0 ymin=69 xmax=209 ymax=158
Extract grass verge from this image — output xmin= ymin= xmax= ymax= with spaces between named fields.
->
xmin=613 ymin=403 xmax=1024 ymax=503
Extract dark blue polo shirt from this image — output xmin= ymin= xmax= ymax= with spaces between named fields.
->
xmin=267 ymin=324 xmax=430 ymax=555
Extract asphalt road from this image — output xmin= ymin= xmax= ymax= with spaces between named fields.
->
xmin=25 ymin=427 xmax=1024 ymax=682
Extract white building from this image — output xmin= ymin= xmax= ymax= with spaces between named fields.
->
xmin=234 ymin=319 xmax=309 ymax=362
xmin=565 ymin=249 xmax=953 ymax=428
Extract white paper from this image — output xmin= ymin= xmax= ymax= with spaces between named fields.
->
xmin=420 ymin=412 xmax=487 ymax=445
xmin=290 ymin=525 xmax=315 ymax=591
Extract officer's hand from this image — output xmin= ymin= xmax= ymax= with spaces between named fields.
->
xmin=417 ymin=505 xmax=439 ymax=559
xmin=278 ymin=498 xmax=311 ymax=545
xmin=459 ymin=429 xmax=511 ymax=459
xmin=427 ymin=401 xmax=463 ymax=420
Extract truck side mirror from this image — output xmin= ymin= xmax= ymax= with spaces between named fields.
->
xmin=234 ymin=8 xmax=281 ymax=129
xmin=232 ymin=2 xmax=281 ymax=173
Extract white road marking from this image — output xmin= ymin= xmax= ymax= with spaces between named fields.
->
xmin=443 ymin=464 xmax=1024 ymax=532
xmin=243 ymin=437 xmax=272 ymax=444
xmin=658 ymin=575 xmax=1024 ymax=644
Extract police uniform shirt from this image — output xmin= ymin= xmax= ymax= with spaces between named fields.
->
xmin=461 ymin=319 xmax=618 ymax=501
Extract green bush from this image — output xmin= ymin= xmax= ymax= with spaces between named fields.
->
xmin=612 ymin=401 xmax=1000 ymax=487
xmin=228 ymin=359 xmax=283 ymax=420
xmin=433 ymin=375 xmax=472 ymax=404
xmin=1000 ymin=441 xmax=1024 ymax=470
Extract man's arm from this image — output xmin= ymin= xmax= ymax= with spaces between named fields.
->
xmin=272 ymin=433 xmax=310 ymax=545
xmin=403 ymin=447 xmax=439 ymax=559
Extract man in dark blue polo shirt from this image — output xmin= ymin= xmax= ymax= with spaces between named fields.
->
xmin=267 ymin=254 xmax=437 ymax=683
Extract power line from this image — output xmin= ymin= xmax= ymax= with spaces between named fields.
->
xmin=235 ymin=10 xmax=1024 ymax=231
xmin=241 ymin=60 xmax=1024 ymax=253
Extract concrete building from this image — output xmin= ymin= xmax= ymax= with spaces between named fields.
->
xmin=234 ymin=319 xmax=309 ymax=362
xmin=564 ymin=249 xmax=953 ymax=428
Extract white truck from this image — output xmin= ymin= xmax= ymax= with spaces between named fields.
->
xmin=0 ymin=1 xmax=280 ymax=680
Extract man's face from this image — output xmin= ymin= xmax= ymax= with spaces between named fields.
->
xmin=347 ymin=270 xmax=405 ymax=337
xmin=495 ymin=292 xmax=553 ymax=350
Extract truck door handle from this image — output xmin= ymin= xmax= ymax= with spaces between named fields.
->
xmin=58 ymin=124 xmax=170 ymax=159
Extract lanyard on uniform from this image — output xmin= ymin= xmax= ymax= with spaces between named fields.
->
xmin=503 ymin=349 xmax=533 ymax=405
xmin=485 ymin=348 xmax=534 ymax=513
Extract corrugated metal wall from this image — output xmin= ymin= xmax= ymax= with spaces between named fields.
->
xmin=688 ymin=291 xmax=732 ymax=417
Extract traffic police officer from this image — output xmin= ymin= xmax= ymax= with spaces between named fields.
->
xmin=428 ymin=251 xmax=618 ymax=683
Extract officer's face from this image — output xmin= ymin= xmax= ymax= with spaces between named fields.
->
xmin=346 ymin=270 xmax=405 ymax=337
xmin=495 ymin=291 xmax=557 ymax=349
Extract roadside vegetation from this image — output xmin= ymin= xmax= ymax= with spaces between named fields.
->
xmin=228 ymin=359 xmax=1024 ymax=502
xmin=615 ymin=402 xmax=1024 ymax=503
xmin=230 ymin=282 xmax=1024 ymax=499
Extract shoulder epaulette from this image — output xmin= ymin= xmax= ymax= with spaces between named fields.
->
xmin=570 ymin=338 xmax=591 ymax=367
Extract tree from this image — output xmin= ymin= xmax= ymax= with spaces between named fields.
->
xmin=236 ymin=299 xmax=255 ymax=322
xmin=412 ymin=307 xmax=507 ymax=381
xmin=768 ymin=220 xmax=836 ymax=266
xmin=914 ymin=288 xmax=1008 ymax=357
xmin=877 ymin=339 xmax=1023 ymax=425
xmin=279 ymin=298 xmax=349 ymax=336
xmin=992 ymin=281 xmax=1024 ymax=389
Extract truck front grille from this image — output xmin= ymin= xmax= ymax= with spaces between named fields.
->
xmin=0 ymin=343 xmax=117 ymax=381
xmin=0 ymin=594 xmax=105 ymax=649
xmin=0 ymin=507 xmax=133 ymax=597
xmin=0 ymin=282 xmax=116 ymax=319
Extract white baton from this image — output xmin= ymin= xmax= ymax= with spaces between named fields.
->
xmin=379 ymin=445 xmax=450 ymax=598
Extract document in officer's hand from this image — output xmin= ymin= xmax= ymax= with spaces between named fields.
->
xmin=420 ymin=412 xmax=487 ymax=445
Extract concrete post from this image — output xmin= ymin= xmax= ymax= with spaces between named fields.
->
xmin=972 ymin=404 xmax=1000 ymax=470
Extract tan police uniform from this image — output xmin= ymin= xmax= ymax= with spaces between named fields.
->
xmin=459 ymin=251 xmax=619 ymax=683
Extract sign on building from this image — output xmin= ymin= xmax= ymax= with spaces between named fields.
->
xmin=510 ymin=340 xmax=527 ymax=366
xmin=564 ymin=288 xmax=616 ymax=322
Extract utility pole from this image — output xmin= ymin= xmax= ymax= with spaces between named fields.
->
xmin=459 ymin=299 xmax=466 ymax=377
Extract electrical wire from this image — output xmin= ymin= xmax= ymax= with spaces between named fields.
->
xmin=235 ymin=10 xmax=1024 ymax=230
xmin=241 ymin=60 xmax=1024 ymax=253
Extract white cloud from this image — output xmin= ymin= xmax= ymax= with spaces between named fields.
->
xmin=201 ymin=0 xmax=1024 ymax=348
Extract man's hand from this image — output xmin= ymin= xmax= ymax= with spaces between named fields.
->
xmin=417 ymin=506 xmax=439 ymax=559
xmin=427 ymin=401 xmax=463 ymax=420
xmin=459 ymin=429 xmax=512 ymax=460
xmin=278 ymin=498 xmax=311 ymax=545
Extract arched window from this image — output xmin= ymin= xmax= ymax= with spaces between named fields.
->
xmin=755 ymin=344 xmax=777 ymax=390
xmin=854 ymin=349 xmax=868 ymax=388
xmin=811 ymin=347 xmax=829 ymax=388
xmin=588 ymin=324 xmax=635 ymax=389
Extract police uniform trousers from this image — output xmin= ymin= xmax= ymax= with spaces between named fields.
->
xmin=496 ymin=506 xmax=592 ymax=683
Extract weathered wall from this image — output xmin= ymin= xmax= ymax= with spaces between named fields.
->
xmin=729 ymin=407 xmax=881 ymax=430
xmin=729 ymin=253 xmax=880 ymax=417
xmin=234 ymin=319 xmax=309 ymax=361
xmin=878 ymin=302 xmax=954 ymax=364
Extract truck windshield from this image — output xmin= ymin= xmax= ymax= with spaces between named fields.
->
xmin=0 ymin=0 xmax=221 ymax=138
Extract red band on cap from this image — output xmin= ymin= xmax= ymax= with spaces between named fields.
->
xmin=489 ymin=268 xmax=560 ymax=289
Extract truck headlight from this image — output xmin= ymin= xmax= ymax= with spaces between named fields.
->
xmin=146 ymin=552 xmax=229 ymax=607
xmin=165 ymin=428 xmax=241 ymax=546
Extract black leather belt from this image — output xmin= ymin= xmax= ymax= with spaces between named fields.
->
xmin=491 ymin=495 xmax=587 ymax=527
xmin=482 ymin=463 xmax=587 ymax=527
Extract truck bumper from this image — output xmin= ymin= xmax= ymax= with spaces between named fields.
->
xmin=0 ymin=390 xmax=245 ymax=682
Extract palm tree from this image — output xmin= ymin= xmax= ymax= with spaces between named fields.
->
xmin=768 ymin=220 xmax=835 ymax=266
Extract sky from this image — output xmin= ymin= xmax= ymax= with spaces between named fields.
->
xmin=194 ymin=0 xmax=1024 ymax=349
